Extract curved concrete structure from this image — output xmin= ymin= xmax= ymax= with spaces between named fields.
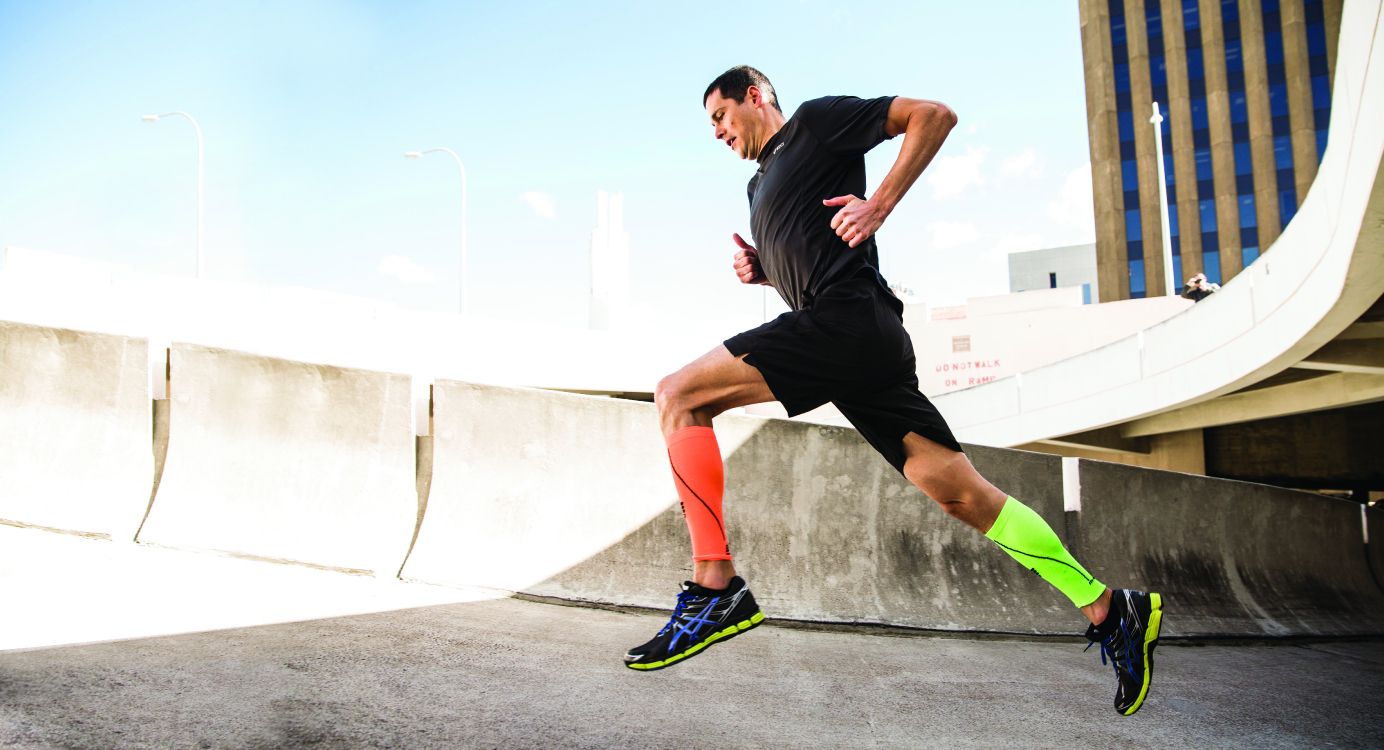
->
xmin=935 ymin=2 xmax=1384 ymax=447
xmin=400 ymin=381 xmax=761 ymax=592
xmin=406 ymin=383 xmax=1384 ymax=637
xmin=0 ymin=321 xmax=151 ymax=539
xmin=136 ymin=344 xmax=417 ymax=575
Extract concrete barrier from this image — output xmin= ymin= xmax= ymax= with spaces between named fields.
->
xmin=1073 ymin=461 xmax=1384 ymax=637
xmin=403 ymin=383 xmax=1384 ymax=637
xmin=0 ymin=321 xmax=152 ymax=539
xmin=406 ymin=384 xmax=1083 ymax=634
xmin=136 ymin=344 xmax=416 ymax=575
xmin=400 ymin=382 xmax=760 ymax=593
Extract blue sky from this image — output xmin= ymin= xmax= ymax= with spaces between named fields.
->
xmin=0 ymin=1 xmax=1095 ymax=335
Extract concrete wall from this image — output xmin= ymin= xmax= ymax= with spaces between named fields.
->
xmin=136 ymin=344 xmax=417 ymax=575
xmin=3 ymin=321 xmax=1380 ymax=637
xmin=1075 ymin=461 xmax=1384 ymax=636
xmin=0 ymin=322 xmax=151 ymax=539
xmin=405 ymin=383 xmax=1384 ymax=637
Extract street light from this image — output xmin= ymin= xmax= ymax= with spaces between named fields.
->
xmin=405 ymin=148 xmax=469 ymax=316
xmin=1150 ymin=102 xmax=1176 ymax=297
xmin=142 ymin=111 xmax=205 ymax=279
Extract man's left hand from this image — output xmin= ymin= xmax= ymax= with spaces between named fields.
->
xmin=823 ymin=195 xmax=886 ymax=248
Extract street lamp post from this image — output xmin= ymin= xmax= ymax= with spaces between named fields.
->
xmin=1150 ymin=102 xmax=1177 ymax=297
xmin=405 ymin=148 xmax=469 ymax=316
xmin=142 ymin=112 xmax=205 ymax=279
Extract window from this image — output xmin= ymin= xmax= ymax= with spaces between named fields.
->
xmin=1280 ymin=190 xmax=1298 ymax=226
xmin=1122 ymin=159 xmax=1139 ymax=192
xmin=1187 ymin=48 xmax=1205 ymax=80
xmin=1126 ymin=209 xmax=1143 ymax=242
xmin=1230 ymin=91 xmax=1248 ymax=123
xmin=1274 ymin=135 xmax=1294 ymax=170
xmin=1203 ymin=251 xmax=1222 ymax=284
xmin=1130 ymin=259 xmax=1146 ymax=295
xmin=1196 ymin=147 xmax=1214 ymax=181
xmin=1199 ymin=199 xmax=1218 ymax=232
xmin=1225 ymin=39 xmax=1243 ymax=74
xmin=1242 ymin=246 xmax=1260 ymax=266
xmin=1240 ymin=194 xmax=1256 ymax=228
xmin=1172 ymin=254 xmax=1184 ymax=285
xmin=1312 ymin=74 xmax=1331 ymax=110
xmin=1191 ymin=96 xmax=1209 ymax=130
xmin=1265 ymin=31 xmax=1285 ymax=67
xmin=1269 ymin=83 xmax=1289 ymax=118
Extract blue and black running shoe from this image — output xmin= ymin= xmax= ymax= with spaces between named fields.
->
xmin=1086 ymin=588 xmax=1164 ymax=715
xmin=624 ymin=576 xmax=764 ymax=671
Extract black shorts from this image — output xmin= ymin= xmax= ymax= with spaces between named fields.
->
xmin=724 ymin=270 xmax=963 ymax=475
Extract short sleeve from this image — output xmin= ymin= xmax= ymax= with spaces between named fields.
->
xmin=795 ymin=96 xmax=897 ymax=157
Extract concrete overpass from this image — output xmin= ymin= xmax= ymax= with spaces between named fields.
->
xmin=932 ymin=2 xmax=1384 ymax=493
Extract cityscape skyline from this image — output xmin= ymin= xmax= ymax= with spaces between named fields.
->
xmin=0 ymin=1 xmax=1096 ymax=340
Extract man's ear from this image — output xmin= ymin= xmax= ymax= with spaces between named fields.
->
xmin=746 ymin=85 xmax=762 ymax=107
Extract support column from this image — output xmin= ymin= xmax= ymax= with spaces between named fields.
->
xmin=1240 ymin=0 xmax=1281 ymax=255
xmin=1200 ymin=0 xmax=1242 ymax=275
xmin=1126 ymin=0 xmax=1170 ymax=296
xmin=1281 ymin=0 xmax=1318 ymax=200
xmin=1081 ymin=0 xmax=1131 ymax=301
xmin=1164 ymin=0 xmax=1204 ymax=279
xmin=1323 ymin=0 xmax=1342 ymax=85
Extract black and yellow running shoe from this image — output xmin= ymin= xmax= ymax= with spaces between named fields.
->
xmin=1086 ymin=588 xmax=1164 ymax=716
xmin=624 ymin=576 xmax=764 ymax=671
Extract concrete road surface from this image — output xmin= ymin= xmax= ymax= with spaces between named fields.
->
xmin=2 ymin=526 xmax=1381 ymax=749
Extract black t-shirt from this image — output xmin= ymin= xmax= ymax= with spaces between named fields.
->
xmin=748 ymin=95 xmax=897 ymax=310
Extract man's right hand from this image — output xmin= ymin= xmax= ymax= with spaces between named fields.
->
xmin=732 ymin=233 xmax=770 ymax=286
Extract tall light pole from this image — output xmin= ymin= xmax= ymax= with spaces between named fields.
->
xmin=405 ymin=148 xmax=469 ymax=316
xmin=1150 ymin=102 xmax=1177 ymax=297
xmin=142 ymin=112 xmax=204 ymax=279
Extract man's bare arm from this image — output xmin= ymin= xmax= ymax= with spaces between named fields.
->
xmin=824 ymin=97 xmax=958 ymax=248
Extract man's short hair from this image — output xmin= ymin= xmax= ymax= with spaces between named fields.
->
xmin=703 ymin=65 xmax=782 ymax=113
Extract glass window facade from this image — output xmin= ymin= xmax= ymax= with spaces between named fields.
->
xmin=1104 ymin=0 xmax=1331 ymax=298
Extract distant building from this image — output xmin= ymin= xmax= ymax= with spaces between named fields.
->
xmin=589 ymin=190 xmax=630 ymax=330
xmin=1007 ymin=242 xmax=1099 ymax=302
xmin=1078 ymin=0 xmax=1340 ymax=300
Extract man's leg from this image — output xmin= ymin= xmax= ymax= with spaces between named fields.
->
xmin=623 ymin=345 xmax=775 ymax=672
xmin=900 ymin=432 xmax=1163 ymax=716
xmin=654 ymin=344 xmax=775 ymax=590
xmin=898 ymin=432 xmax=1111 ymax=621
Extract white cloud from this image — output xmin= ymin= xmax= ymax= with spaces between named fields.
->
xmin=1046 ymin=162 xmax=1096 ymax=240
xmin=926 ymin=221 xmax=980 ymax=250
xmin=927 ymin=146 xmax=988 ymax=199
xmin=1000 ymin=148 xmax=1041 ymax=179
xmin=521 ymin=191 xmax=556 ymax=219
xmin=377 ymin=254 xmax=436 ymax=285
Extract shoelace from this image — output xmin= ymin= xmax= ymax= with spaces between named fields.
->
xmin=1084 ymin=617 xmax=1137 ymax=678
xmin=657 ymin=590 xmax=699 ymax=636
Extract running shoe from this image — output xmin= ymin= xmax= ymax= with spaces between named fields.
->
xmin=624 ymin=576 xmax=764 ymax=671
xmin=1085 ymin=588 xmax=1164 ymax=715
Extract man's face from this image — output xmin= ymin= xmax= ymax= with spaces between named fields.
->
xmin=705 ymin=87 xmax=764 ymax=161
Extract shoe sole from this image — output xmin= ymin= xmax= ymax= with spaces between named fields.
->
xmin=1121 ymin=592 xmax=1163 ymax=716
xmin=625 ymin=610 xmax=765 ymax=671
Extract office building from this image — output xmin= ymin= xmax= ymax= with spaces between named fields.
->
xmin=1078 ymin=0 xmax=1341 ymax=300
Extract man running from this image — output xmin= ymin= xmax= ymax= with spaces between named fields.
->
xmin=623 ymin=65 xmax=1163 ymax=717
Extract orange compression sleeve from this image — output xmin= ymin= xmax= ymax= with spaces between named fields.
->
xmin=666 ymin=426 xmax=732 ymax=562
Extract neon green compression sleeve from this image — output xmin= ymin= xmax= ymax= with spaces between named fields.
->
xmin=984 ymin=496 xmax=1106 ymax=608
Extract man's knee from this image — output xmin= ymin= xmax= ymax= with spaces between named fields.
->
xmin=654 ymin=374 xmax=683 ymax=415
